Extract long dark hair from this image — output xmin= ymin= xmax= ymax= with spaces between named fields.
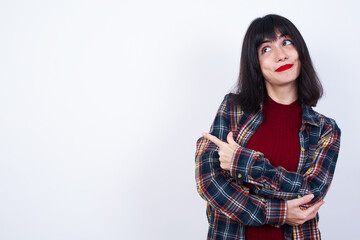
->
xmin=230 ymin=14 xmax=323 ymax=113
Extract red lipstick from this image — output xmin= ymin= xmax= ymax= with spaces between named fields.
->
xmin=275 ymin=64 xmax=293 ymax=72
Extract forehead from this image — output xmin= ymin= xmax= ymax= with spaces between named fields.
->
xmin=260 ymin=32 xmax=289 ymax=45
xmin=254 ymin=26 xmax=289 ymax=49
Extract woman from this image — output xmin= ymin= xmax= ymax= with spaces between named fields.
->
xmin=195 ymin=14 xmax=341 ymax=240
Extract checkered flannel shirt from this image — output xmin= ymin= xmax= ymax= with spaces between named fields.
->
xmin=195 ymin=94 xmax=341 ymax=240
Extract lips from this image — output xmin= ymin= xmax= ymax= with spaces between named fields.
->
xmin=275 ymin=64 xmax=293 ymax=72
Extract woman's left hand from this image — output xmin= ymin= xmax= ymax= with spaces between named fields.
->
xmin=202 ymin=132 xmax=239 ymax=171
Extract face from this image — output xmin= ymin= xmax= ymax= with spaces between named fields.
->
xmin=257 ymin=32 xmax=301 ymax=89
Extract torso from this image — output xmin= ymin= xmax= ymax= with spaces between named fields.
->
xmin=245 ymin=97 xmax=302 ymax=240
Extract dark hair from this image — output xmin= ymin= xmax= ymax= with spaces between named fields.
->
xmin=230 ymin=14 xmax=323 ymax=113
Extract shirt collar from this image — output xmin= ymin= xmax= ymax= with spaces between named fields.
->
xmin=302 ymin=106 xmax=321 ymax=127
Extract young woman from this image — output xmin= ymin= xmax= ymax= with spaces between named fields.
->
xmin=195 ymin=14 xmax=341 ymax=240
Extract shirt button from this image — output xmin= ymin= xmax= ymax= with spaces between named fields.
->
xmin=238 ymin=173 xmax=242 ymax=179
xmin=301 ymin=147 xmax=305 ymax=152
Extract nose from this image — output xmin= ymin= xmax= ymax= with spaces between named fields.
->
xmin=275 ymin=47 xmax=288 ymax=62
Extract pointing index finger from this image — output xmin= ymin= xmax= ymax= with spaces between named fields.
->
xmin=202 ymin=132 xmax=224 ymax=147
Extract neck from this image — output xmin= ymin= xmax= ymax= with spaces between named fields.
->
xmin=265 ymin=82 xmax=298 ymax=105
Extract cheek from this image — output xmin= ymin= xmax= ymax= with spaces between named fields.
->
xmin=292 ymin=52 xmax=301 ymax=73
xmin=260 ymin=63 xmax=272 ymax=77
xmin=293 ymin=51 xmax=300 ymax=62
xmin=296 ymin=59 xmax=300 ymax=69
xmin=258 ymin=57 xmax=270 ymax=72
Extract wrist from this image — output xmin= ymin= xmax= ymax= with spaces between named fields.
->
xmin=229 ymin=145 xmax=247 ymax=181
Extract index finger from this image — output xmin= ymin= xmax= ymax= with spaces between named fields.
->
xmin=202 ymin=132 xmax=224 ymax=147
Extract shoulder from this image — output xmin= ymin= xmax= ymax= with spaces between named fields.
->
xmin=222 ymin=93 xmax=246 ymax=112
xmin=221 ymin=93 xmax=234 ymax=105
xmin=304 ymin=107 xmax=341 ymax=136
xmin=218 ymin=93 xmax=260 ymax=130
xmin=218 ymin=93 xmax=247 ymax=116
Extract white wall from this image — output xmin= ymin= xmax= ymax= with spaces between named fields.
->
xmin=0 ymin=0 xmax=358 ymax=239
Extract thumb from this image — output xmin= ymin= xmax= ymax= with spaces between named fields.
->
xmin=227 ymin=132 xmax=237 ymax=145
xmin=296 ymin=194 xmax=314 ymax=206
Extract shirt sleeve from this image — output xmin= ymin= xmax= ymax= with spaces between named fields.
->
xmin=229 ymin=119 xmax=341 ymax=206
xmin=195 ymin=95 xmax=287 ymax=226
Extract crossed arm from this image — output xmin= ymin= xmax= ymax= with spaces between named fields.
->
xmin=196 ymin=96 xmax=340 ymax=227
xmin=203 ymin=118 xmax=341 ymax=207
xmin=201 ymin=132 xmax=326 ymax=226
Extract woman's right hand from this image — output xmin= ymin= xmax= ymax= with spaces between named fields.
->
xmin=285 ymin=194 xmax=324 ymax=226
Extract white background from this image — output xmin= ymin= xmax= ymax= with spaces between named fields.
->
xmin=0 ymin=0 xmax=359 ymax=239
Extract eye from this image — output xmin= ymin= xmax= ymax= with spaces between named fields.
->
xmin=261 ymin=46 xmax=271 ymax=54
xmin=283 ymin=39 xmax=293 ymax=46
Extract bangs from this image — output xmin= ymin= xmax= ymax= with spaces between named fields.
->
xmin=253 ymin=16 xmax=295 ymax=50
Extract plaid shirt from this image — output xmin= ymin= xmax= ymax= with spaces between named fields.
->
xmin=195 ymin=94 xmax=341 ymax=240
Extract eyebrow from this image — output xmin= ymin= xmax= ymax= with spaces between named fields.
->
xmin=260 ymin=33 xmax=287 ymax=45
